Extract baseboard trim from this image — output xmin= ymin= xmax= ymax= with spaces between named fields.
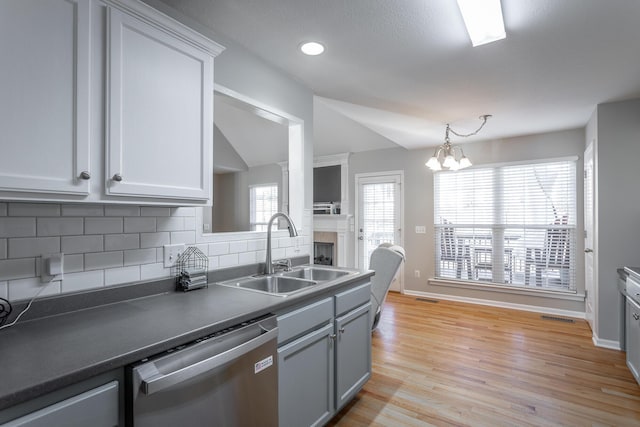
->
xmin=404 ymin=290 xmax=586 ymax=319
xmin=591 ymin=335 xmax=622 ymax=351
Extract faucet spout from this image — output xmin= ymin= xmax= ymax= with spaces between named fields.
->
xmin=265 ymin=212 xmax=298 ymax=275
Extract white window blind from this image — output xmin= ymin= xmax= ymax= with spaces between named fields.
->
xmin=361 ymin=182 xmax=397 ymax=270
xmin=250 ymin=184 xmax=278 ymax=232
xmin=434 ymin=159 xmax=577 ymax=292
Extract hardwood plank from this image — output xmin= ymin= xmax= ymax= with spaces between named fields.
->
xmin=328 ymin=293 xmax=640 ymax=426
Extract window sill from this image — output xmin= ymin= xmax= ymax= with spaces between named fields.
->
xmin=427 ymin=277 xmax=585 ymax=302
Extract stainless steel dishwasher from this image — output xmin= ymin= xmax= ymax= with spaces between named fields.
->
xmin=127 ymin=314 xmax=278 ymax=426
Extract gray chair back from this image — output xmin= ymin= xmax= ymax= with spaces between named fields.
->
xmin=369 ymin=244 xmax=405 ymax=330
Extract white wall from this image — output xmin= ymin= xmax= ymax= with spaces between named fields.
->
xmin=347 ymin=128 xmax=586 ymax=313
xmin=591 ymin=98 xmax=640 ymax=343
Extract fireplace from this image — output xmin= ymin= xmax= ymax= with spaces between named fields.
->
xmin=314 ymin=242 xmax=334 ymax=265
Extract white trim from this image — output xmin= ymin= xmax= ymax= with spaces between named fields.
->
xmin=355 ymin=170 xmax=405 ymax=292
xmin=405 ymin=289 xmax=586 ymax=319
xmin=428 ymin=278 xmax=585 ymax=301
xmin=591 ymin=334 xmax=621 ymax=351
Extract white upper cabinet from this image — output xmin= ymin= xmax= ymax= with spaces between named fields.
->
xmin=0 ymin=0 xmax=91 ymax=196
xmin=105 ymin=5 xmax=214 ymax=201
xmin=0 ymin=0 xmax=224 ymax=205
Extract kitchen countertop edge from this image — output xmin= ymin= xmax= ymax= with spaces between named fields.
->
xmin=0 ymin=266 xmax=374 ymax=411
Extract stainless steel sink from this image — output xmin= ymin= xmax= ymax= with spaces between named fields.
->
xmin=282 ymin=267 xmax=351 ymax=281
xmin=218 ymin=275 xmax=317 ymax=296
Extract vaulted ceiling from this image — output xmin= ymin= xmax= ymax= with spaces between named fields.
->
xmin=162 ymin=0 xmax=640 ymax=154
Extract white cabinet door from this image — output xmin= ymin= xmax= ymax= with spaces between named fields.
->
xmin=0 ymin=0 xmax=91 ymax=196
xmin=106 ymin=6 xmax=213 ymax=201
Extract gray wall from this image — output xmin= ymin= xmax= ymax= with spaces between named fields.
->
xmin=347 ymin=128 xmax=586 ymax=312
xmin=213 ymin=164 xmax=283 ymax=232
xmin=590 ymin=98 xmax=640 ymax=343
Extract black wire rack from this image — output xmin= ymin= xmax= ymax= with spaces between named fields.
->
xmin=172 ymin=246 xmax=209 ymax=292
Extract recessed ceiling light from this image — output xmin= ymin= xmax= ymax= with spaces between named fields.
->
xmin=456 ymin=0 xmax=506 ymax=47
xmin=300 ymin=41 xmax=325 ymax=56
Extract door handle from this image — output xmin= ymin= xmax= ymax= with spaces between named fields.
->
xmin=138 ymin=325 xmax=278 ymax=395
xmin=584 ymin=248 xmax=593 ymax=253
xmin=358 ymin=236 xmax=363 ymax=240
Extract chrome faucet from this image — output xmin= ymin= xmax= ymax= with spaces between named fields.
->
xmin=265 ymin=212 xmax=298 ymax=275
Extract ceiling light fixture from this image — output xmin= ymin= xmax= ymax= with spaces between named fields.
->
xmin=300 ymin=41 xmax=325 ymax=56
xmin=456 ymin=0 xmax=506 ymax=47
xmin=426 ymin=115 xmax=492 ymax=171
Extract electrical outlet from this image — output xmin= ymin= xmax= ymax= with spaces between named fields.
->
xmin=164 ymin=244 xmax=185 ymax=267
xmin=414 ymin=270 xmax=421 ymax=278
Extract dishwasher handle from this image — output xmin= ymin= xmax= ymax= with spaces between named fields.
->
xmin=139 ymin=325 xmax=278 ymax=395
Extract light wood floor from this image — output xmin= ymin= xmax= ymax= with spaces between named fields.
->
xmin=328 ymin=293 xmax=640 ymax=427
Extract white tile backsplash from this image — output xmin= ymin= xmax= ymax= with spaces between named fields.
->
xmin=61 ymin=204 xmax=104 ymax=217
xmin=85 ymin=217 xmax=123 ymax=235
xmin=9 ymin=203 xmax=60 ymax=217
xmin=62 ymin=270 xmax=104 ymax=293
xmin=9 ymin=277 xmax=61 ymax=300
xmin=140 ymin=232 xmax=170 ymax=249
xmin=124 ymin=248 xmax=156 ymax=266
xmin=104 ymin=234 xmax=140 ymax=251
xmin=157 ymin=217 xmax=184 ymax=232
xmin=37 ymin=218 xmax=83 ymax=236
xmin=64 ymin=254 xmax=84 ymax=273
xmin=229 ymin=241 xmax=248 ymax=253
xmin=105 ymin=205 xmax=140 ymax=217
xmin=8 ymin=237 xmax=60 ymax=258
xmin=0 ymin=202 xmax=310 ymax=300
xmin=0 ymin=281 xmax=7 ymax=299
xmin=140 ymin=262 xmax=169 ymax=281
xmin=124 ymin=217 xmax=156 ymax=233
xmin=105 ymin=266 xmax=140 ymax=286
xmin=141 ymin=207 xmax=171 ymax=217
xmin=0 ymin=258 xmax=35 ymax=281
xmin=219 ymin=253 xmax=239 ymax=267
xmin=0 ymin=218 xmax=36 ymax=238
xmin=171 ymin=207 xmax=196 ymax=217
xmin=85 ymin=251 xmax=124 ymax=271
xmin=209 ymin=242 xmax=229 ymax=256
xmin=62 ymin=235 xmax=104 ymax=254
xmin=170 ymin=231 xmax=195 ymax=244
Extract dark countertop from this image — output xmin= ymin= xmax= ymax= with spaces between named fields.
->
xmin=0 ymin=267 xmax=374 ymax=411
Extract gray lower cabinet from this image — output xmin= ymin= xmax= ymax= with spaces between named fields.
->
xmin=626 ymin=297 xmax=640 ymax=383
xmin=0 ymin=382 xmax=119 ymax=427
xmin=335 ymin=302 xmax=372 ymax=410
xmin=0 ymin=370 xmax=123 ymax=427
xmin=278 ymin=323 xmax=335 ymax=427
xmin=277 ymin=280 xmax=372 ymax=426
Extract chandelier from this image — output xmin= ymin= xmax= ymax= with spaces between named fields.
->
xmin=425 ymin=114 xmax=492 ymax=171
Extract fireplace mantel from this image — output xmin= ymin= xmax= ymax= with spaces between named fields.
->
xmin=314 ymin=214 xmax=352 ymax=267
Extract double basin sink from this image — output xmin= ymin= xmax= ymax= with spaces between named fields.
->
xmin=217 ymin=266 xmax=355 ymax=297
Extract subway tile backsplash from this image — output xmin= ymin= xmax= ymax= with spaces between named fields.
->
xmin=0 ymin=202 xmax=309 ymax=302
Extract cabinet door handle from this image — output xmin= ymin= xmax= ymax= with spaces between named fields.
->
xmin=329 ymin=334 xmax=337 ymax=341
xmin=339 ymin=327 xmax=345 ymax=334
xmin=634 ymin=313 xmax=639 ymax=321
xmin=112 ymin=173 xmax=123 ymax=182
xmin=79 ymin=171 xmax=91 ymax=180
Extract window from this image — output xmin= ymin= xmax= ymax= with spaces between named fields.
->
xmin=250 ymin=184 xmax=278 ymax=231
xmin=434 ymin=159 xmax=577 ymax=292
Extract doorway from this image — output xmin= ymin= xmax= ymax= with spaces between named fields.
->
xmin=355 ymin=171 xmax=404 ymax=291
xmin=584 ymin=140 xmax=596 ymax=332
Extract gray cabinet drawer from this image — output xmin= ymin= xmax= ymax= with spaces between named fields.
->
xmin=1 ymin=381 xmax=118 ymax=427
xmin=278 ymin=297 xmax=333 ymax=344
xmin=335 ymin=282 xmax=371 ymax=317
